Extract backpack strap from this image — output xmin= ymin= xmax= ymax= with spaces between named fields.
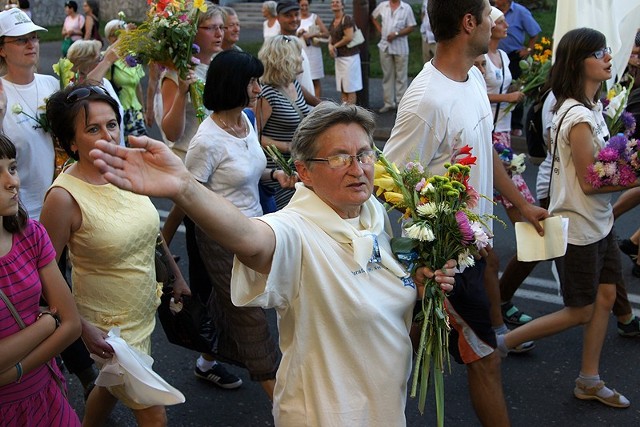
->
xmin=548 ymin=103 xmax=584 ymax=199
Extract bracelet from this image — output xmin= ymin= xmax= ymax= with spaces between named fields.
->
xmin=270 ymin=168 xmax=277 ymax=181
xmin=37 ymin=311 xmax=60 ymax=329
xmin=15 ymin=362 xmax=23 ymax=383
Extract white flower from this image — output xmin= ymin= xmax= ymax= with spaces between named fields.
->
xmin=458 ymin=249 xmax=475 ymax=268
xmin=420 ymin=182 xmax=435 ymax=195
xmin=510 ymin=153 xmax=527 ymax=174
xmin=471 ymin=222 xmax=490 ymax=250
xmin=416 ymin=202 xmax=438 ymax=218
xmin=605 ymin=87 xmax=627 ymax=119
xmin=406 ymin=222 xmax=436 ymax=242
xmin=11 ymin=103 xmax=23 ymax=114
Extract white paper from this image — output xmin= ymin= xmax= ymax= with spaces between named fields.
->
xmin=92 ymin=328 xmax=186 ymax=406
xmin=515 ymin=216 xmax=569 ymax=262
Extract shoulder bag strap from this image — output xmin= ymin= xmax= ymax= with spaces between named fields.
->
xmin=275 ymin=85 xmax=306 ymax=121
xmin=493 ymin=53 xmax=505 ymax=126
xmin=0 ymin=287 xmax=67 ymax=397
xmin=547 ymin=103 xmax=584 ymax=199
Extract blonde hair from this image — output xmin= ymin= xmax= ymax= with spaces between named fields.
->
xmin=67 ymin=39 xmax=102 ymax=72
xmin=258 ymin=35 xmax=302 ymax=87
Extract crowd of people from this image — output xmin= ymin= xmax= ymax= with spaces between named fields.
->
xmin=1 ymin=0 xmax=640 ymax=426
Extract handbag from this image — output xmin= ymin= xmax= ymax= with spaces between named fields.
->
xmin=0 ymin=288 xmax=67 ymax=397
xmin=341 ymin=16 xmax=364 ymax=49
xmin=154 ymin=233 xmax=173 ymax=284
xmin=157 ymin=286 xmax=218 ymax=353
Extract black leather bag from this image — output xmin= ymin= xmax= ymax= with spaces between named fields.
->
xmin=157 ymin=287 xmax=218 ymax=353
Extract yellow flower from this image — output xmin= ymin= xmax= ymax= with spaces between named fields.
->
xmin=541 ymin=37 xmax=551 ymax=46
xmin=373 ymin=176 xmax=398 ymax=196
xmin=52 ymin=58 xmax=75 ymax=89
xmin=193 ymin=0 xmax=207 ymax=12
xmin=383 ymin=191 xmax=404 ymax=205
xmin=534 ymin=43 xmax=542 ymax=51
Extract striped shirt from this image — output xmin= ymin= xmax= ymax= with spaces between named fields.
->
xmin=0 ymin=220 xmax=81 ymax=426
xmin=260 ymin=81 xmax=311 ymax=210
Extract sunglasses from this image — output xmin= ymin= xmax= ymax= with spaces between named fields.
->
xmin=592 ymin=47 xmax=611 ymax=60
xmin=66 ymin=85 xmax=110 ymax=103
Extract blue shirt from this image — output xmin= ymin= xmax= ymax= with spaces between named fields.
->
xmin=498 ymin=1 xmax=541 ymax=54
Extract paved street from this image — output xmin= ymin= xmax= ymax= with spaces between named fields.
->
xmin=33 ymin=38 xmax=640 ymax=426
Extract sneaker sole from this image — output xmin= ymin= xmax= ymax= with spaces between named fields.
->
xmin=194 ymin=371 xmax=243 ymax=389
xmin=509 ymin=342 xmax=535 ymax=354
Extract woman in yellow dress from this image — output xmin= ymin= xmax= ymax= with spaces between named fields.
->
xmin=40 ymin=83 xmax=188 ymax=427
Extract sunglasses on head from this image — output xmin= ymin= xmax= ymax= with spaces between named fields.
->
xmin=66 ymin=85 xmax=110 ymax=103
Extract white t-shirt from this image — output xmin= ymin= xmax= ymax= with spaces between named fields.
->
xmin=383 ymin=62 xmax=495 ymax=227
xmin=185 ymin=113 xmax=265 ymax=218
xmin=101 ymin=78 xmax=126 ymax=147
xmin=1 ymin=74 xmax=59 ymax=219
xmin=549 ymin=99 xmax=611 ymax=245
xmin=535 ymin=91 xmax=556 ymax=200
xmin=263 ymin=19 xmax=281 ymax=40
xmin=298 ymin=47 xmax=315 ymax=94
xmin=231 ymin=185 xmax=415 ymax=426
xmin=484 ymin=50 xmax=512 ymax=132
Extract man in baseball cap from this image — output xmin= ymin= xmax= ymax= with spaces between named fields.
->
xmin=0 ymin=8 xmax=46 ymax=38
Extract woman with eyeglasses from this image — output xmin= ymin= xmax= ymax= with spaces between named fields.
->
xmin=0 ymin=9 xmax=59 ymax=220
xmin=499 ymin=28 xmax=638 ymax=409
xmin=89 ymin=101 xmax=457 ymax=425
xmin=156 ymin=2 xmax=243 ymax=390
xmin=185 ymin=50 xmax=295 ymax=400
xmin=257 ymin=34 xmax=311 ymax=210
xmin=40 ymin=83 xmax=187 ymax=426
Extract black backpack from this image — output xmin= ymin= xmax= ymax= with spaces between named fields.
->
xmin=525 ymin=89 xmax=551 ymax=158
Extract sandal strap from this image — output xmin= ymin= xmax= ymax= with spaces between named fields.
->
xmin=575 ymin=379 xmax=605 ymax=394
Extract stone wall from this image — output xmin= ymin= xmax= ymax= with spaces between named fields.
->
xmin=29 ymin=0 xmax=149 ymax=28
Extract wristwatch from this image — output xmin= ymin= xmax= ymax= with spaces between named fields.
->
xmin=395 ymin=31 xmax=399 ymax=37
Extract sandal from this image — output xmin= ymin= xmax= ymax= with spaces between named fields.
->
xmin=574 ymin=379 xmax=630 ymax=408
xmin=501 ymin=301 xmax=532 ymax=326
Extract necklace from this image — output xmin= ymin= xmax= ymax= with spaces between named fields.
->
xmin=216 ymin=114 xmax=249 ymax=149
xmin=5 ymin=78 xmax=40 ymax=117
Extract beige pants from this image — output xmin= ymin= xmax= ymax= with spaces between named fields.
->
xmin=379 ymin=49 xmax=409 ymax=107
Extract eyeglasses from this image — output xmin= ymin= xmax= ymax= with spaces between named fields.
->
xmin=4 ymin=35 xmax=39 ymax=46
xmin=199 ymin=25 xmax=224 ymax=32
xmin=66 ymin=85 xmax=110 ymax=103
xmin=592 ymin=47 xmax=611 ymax=59
xmin=224 ymin=23 xmax=240 ymax=29
xmin=307 ymin=150 xmax=377 ymax=169
xmin=281 ymin=35 xmax=293 ymax=43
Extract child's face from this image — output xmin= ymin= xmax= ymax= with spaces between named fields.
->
xmin=473 ymin=55 xmax=487 ymax=76
xmin=0 ymin=157 xmax=19 ymax=217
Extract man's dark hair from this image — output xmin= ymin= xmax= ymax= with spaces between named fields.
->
xmin=428 ymin=0 xmax=485 ymax=42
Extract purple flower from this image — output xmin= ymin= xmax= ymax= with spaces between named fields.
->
xmin=455 ymin=211 xmax=474 ymax=245
xmin=597 ymin=147 xmax=620 ymax=162
xmin=619 ymin=165 xmax=638 ymax=186
xmin=607 ymin=135 xmax=629 ymax=155
xmin=192 ymin=43 xmax=200 ymax=54
xmin=621 ymin=111 xmax=636 ymax=134
xmin=124 ymin=54 xmax=139 ymax=67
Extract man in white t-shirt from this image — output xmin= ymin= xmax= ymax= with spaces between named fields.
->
xmin=383 ymin=0 xmax=548 ymax=424
xmin=371 ymin=0 xmax=416 ymax=113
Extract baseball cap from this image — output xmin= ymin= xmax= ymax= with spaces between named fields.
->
xmin=0 ymin=8 xmax=46 ymax=38
xmin=276 ymin=1 xmax=300 ymax=15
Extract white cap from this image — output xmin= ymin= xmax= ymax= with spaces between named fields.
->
xmin=0 ymin=9 xmax=46 ymax=38
xmin=490 ymin=6 xmax=504 ymax=24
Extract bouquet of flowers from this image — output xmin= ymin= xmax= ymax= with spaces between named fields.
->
xmin=116 ymin=0 xmax=208 ymax=122
xmin=504 ymin=36 xmax=553 ymax=114
xmin=493 ymin=142 xmax=526 ymax=175
xmin=52 ymin=57 xmax=74 ymax=89
xmin=374 ymin=147 xmax=493 ymax=426
xmin=585 ymin=134 xmax=640 ymax=188
xmin=602 ymin=78 xmax=636 ymax=136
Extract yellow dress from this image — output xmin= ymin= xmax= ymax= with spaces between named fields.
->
xmin=51 ymin=173 xmax=161 ymax=354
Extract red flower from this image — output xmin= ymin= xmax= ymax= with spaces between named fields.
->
xmin=452 ymin=145 xmax=477 ymax=166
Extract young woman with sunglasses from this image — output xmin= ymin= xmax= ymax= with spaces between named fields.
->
xmin=40 ymin=84 xmax=187 ymax=426
xmin=499 ymin=28 xmax=638 ymax=409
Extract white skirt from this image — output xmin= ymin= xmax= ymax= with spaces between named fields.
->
xmin=302 ymin=44 xmax=325 ymax=80
xmin=335 ymin=54 xmax=363 ymax=93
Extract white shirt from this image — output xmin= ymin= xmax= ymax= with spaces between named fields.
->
xmin=1 ymin=74 xmax=59 ymax=219
xmin=549 ymin=100 xmax=612 ymax=245
xmin=420 ymin=0 xmax=435 ymax=43
xmin=384 ymin=62 xmax=495 ymax=228
xmin=185 ymin=113 xmax=265 ymax=218
xmin=484 ymin=50 xmax=512 ymax=132
xmin=372 ymin=1 xmax=417 ymax=55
